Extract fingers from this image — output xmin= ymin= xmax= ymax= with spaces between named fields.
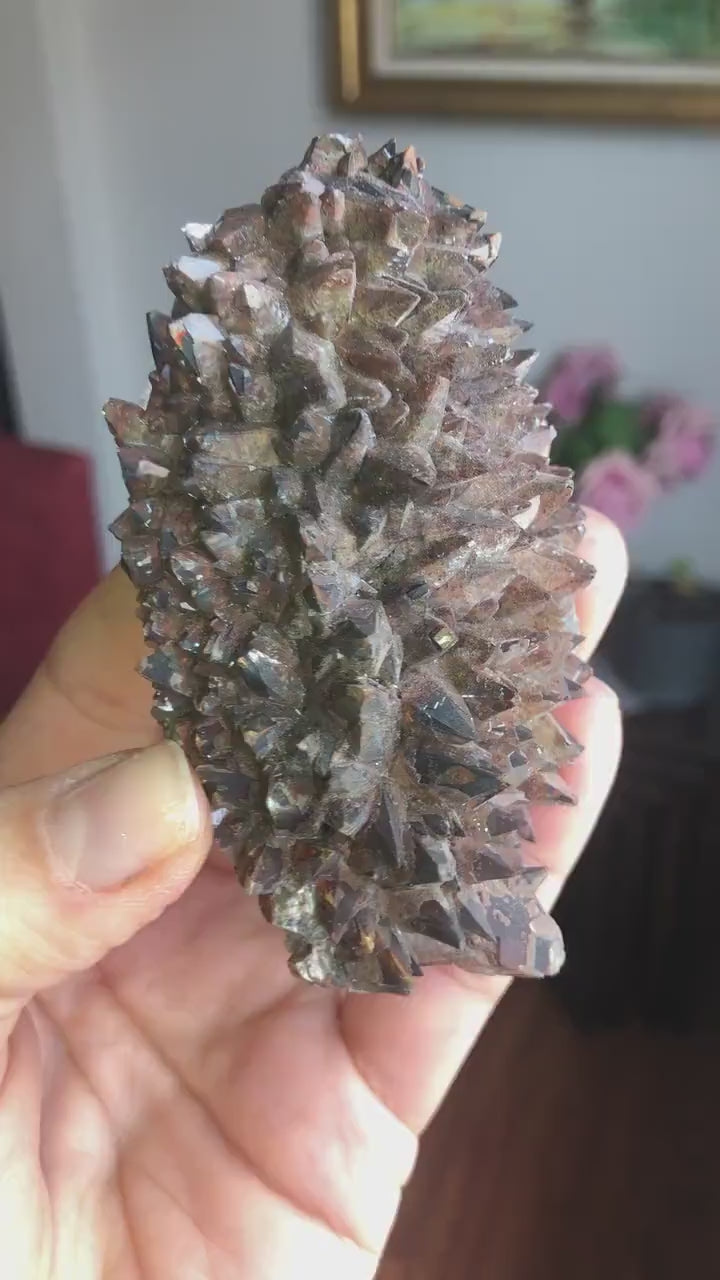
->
xmin=0 ymin=511 xmax=626 ymax=794
xmin=0 ymin=569 xmax=157 ymax=787
xmin=0 ymin=742 xmax=211 ymax=1059
xmin=529 ymin=679 xmax=623 ymax=906
xmin=341 ymin=676 xmax=622 ymax=1134
xmin=574 ymin=508 xmax=628 ymax=659
xmin=337 ymin=504 xmax=627 ymax=1140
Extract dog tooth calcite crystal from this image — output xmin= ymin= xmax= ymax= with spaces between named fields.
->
xmin=106 ymin=135 xmax=593 ymax=994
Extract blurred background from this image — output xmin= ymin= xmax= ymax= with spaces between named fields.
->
xmin=1 ymin=2 xmax=720 ymax=1277
xmin=2 ymin=0 xmax=719 ymax=574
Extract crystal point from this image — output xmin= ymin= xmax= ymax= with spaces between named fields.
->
xmin=106 ymin=137 xmax=591 ymax=993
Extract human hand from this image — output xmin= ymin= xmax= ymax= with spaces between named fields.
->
xmin=0 ymin=512 xmax=626 ymax=1280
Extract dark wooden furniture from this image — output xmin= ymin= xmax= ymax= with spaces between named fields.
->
xmin=379 ymin=707 xmax=720 ymax=1278
xmin=553 ymin=706 xmax=720 ymax=1032
xmin=380 ymin=982 xmax=720 ymax=1280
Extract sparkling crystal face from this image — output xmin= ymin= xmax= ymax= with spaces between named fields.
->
xmin=106 ymin=134 xmax=594 ymax=995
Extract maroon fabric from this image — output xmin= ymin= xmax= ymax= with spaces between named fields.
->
xmin=0 ymin=438 xmax=101 ymax=716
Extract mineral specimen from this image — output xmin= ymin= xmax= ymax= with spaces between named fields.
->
xmin=107 ymin=134 xmax=594 ymax=994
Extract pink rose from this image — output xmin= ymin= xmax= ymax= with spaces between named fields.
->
xmin=543 ymin=348 xmax=621 ymax=423
xmin=645 ymin=400 xmax=716 ymax=487
xmin=578 ymin=450 xmax=660 ymax=532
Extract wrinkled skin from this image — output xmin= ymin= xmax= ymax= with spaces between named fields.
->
xmin=0 ymin=512 xmax=625 ymax=1280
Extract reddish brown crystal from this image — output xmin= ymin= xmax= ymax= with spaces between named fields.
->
xmin=106 ymin=135 xmax=593 ymax=994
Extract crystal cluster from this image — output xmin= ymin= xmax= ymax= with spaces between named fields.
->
xmin=107 ymin=135 xmax=594 ymax=994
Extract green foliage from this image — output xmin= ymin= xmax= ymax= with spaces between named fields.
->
xmin=551 ymin=427 xmax=598 ymax=472
xmin=552 ymin=396 xmax=647 ymax=471
xmin=586 ymin=401 xmax=647 ymax=454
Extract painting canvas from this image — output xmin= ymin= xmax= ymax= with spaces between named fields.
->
xmin=393 ymin=0 xmax=720 ymax=66
xmin=336 ymin=0 xmax=720 ymax=122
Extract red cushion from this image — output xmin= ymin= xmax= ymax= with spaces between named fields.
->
xmin=0 ymin=439 xmax=100 ymax=715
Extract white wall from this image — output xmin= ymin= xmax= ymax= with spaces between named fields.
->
xmin=0 ymin=3 xmax=97 ymax=486
xmin=2 ymin=0 xmax=720 ymax=574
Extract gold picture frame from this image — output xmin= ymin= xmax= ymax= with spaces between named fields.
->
xmin=335 ymin=0 xmax=720 ymax=125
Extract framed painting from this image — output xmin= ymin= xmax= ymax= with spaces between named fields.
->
xmin=335 ymin=0 xmax=720 ymax=123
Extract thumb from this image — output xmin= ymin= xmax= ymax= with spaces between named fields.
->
xmin=0 ymin=741 xmax=210 ymax=1041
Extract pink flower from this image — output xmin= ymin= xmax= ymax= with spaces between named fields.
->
xmin=543 ymin=348 xmax=621 ymax=423
xmin=645 ymin=400 xmax=716 ymax=487
xmin=641 ymin=393 xmax=679 ymax=430
xmin=578 ymin=450 xmax=660 ymax=532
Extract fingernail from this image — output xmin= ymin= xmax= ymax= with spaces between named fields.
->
xmin=44 ymin=742 xmax=202 ymax=890
xmin=586 ymin=675 xmax=621 ymax=705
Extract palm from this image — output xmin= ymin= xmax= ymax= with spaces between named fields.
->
xmin=30 ymin=859 xmax=406 ymax=1280
xmin=0 ymin=524 xmax=625 ymax=1280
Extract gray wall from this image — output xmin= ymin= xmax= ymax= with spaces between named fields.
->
xmin=2 ymin=0 xmax=719 ymax=574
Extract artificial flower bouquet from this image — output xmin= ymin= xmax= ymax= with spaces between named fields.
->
xmin=543 ymin=348 xmax=716 ymax=533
